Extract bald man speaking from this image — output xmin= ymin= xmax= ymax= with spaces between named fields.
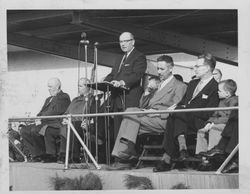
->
xmin=104 ymin=32 xmax=147 ymax=140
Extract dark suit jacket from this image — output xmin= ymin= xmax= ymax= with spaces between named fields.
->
xmin=177 ymin=78 xmax=220 ymax=131
xmin=60 ymin=93 xmax=97 ymax=138
xmin=104 ymin=48 xmax=147 ymax=109
xmin=37 ymin=90 xmax=71 ymax=129
xmin=208 ymin=95 xmax=238 ymax=124
xmin=221 ymin=109 xmax=238 ymax=153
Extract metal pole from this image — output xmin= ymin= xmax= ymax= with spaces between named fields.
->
xmin=64 ymin=115 xmax=71 ymax=170
xmin=103 ymin=91 xmax=108 ymax=164
xmin=84 ymin=97 xmax=89 ymax=164
xmin=9 ymin=106 xmax=239 ymax=121
xmin=106 ymin=85 xmax=110 ymax=165
xmin=123 ymin=90 xmax=126 ymax=111
xmin=9 ymin=140 xmax=27 ymax=162
xmin=215 ymin=144 xmax=239 ymax=174
xmin=69 ymin=122 xmax=101 ymax=169
xmin=84 ymin=44 xmax=88 ymax=79
xmin=94 ymin=44 xmax=99 ymax=163
xmin=84 ymin=42 xmax=89 ymax=152
xmin=82 ymin=41 xmax=91 ymax=162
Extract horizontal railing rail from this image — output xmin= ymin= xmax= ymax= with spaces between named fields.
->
xmin=9 ymin=106 xmax=238 ymax=122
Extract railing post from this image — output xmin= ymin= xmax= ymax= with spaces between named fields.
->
xmin=215 ymin=144 xmax=239 ymax=174
xmin=64 ymin=114 xmax=72 ymax=170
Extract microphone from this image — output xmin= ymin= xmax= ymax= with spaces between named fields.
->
xmin=81 ymin=32 xmax=87 ymax=39
xmin=80 ymin=32 xmax=89 ymax=44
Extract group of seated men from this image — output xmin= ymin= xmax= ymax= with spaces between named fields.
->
xmin=106 ymin=53 xmax=238 ymax=173
xmin=19 ymin=77 xmax=97 ymax=163
xmin=15 ymin=51 xmax=238 ymax=173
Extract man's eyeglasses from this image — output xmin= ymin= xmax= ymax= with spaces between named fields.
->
xmin=119 ymin=39 xmax=133 ymax=44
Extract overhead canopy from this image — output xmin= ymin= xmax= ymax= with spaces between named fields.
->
xmin=7 ymin=10 xmax=238 ymax=67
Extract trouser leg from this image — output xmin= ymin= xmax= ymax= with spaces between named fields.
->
xmin=163 ymin=115 xmax=186 ymax=159
xmin=111 ymin=108 xmax=141 ymax=157
xmin=59 ymin=122 xmax=82 ymax=159
xmin=30 ymin=125 xmax=46 ymax=156
xmin=208 ymin=127 xmax=223 ymax=150
xmin=44 ymin=127 xmax=60 ymax=156
xmin=195 ymin=129 xmax=208 ymax=154
xmin=20 ymin=125 xmax=36 ymax=156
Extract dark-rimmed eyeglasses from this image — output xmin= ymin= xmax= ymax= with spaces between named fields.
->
xmin=119 ymin=39 xmax=133 ymax=44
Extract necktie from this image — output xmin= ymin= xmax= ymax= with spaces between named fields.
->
xmin=118 ymin=53 xmax=127 ymax=72
xmin=192 ymin=80 xmax=203 ymax=98
xmin=156 ymin=81 xmax=163 ymax=92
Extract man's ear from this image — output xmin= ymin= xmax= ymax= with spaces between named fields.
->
xmin=132 ymin=39 xmax=135 ymax=46
xmin=226 ymin=91 xmax=231 ymax=98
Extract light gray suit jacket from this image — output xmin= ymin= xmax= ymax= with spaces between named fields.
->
xmin=111 ymin=76 xmax=187 ymax=156
xmin=140 ymin=77 xmax=187 ymax=119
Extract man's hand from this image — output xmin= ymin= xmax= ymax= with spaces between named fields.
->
xmin=167 ymin=104 xmax=177 ymax=111
xmin=62 ymin=118 xmax=68 ymax=125
xmin=203 ymin=122 xmax=214 ymax=132
xmin=81 ymin=119 xmax=88 ymax=129
xmin=144 ymin=108 xmax=160 ymax=117
xmin=111 ymin=80 xmax=125 ymax=87
xmin=35 ymin=119 xmax=41 ymax=126
xmin=144 ymin=87 xmax=152 ymax=96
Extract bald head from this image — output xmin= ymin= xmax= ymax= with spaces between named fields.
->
xmin=47 ymin=77 xmax=61 ymax=96
xmin=119 ymin=32 xmax=135 ymax=53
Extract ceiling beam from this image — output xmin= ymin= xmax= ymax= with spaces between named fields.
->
xmin=7 ymin=10 xmax=73 ymax=23
xmin=73 ymin=11 xmax=237 ymax=66
xmin=7 ymin=33 xmax=121 ymax=68
xmin=139 ymin=45 xmax=178 ymax=55
xmin=18 ymin=24 xmax=92 ymax=37
xmin=147 ymin=10 xmax=201 ymax=27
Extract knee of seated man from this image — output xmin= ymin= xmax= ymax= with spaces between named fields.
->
xmin=30 ymin=125 xmax=41 ymax=135
xmin=20 ymin=125 xmax=32 ymax=136
xmin=125 ymin=107 xmax=139 ymax=112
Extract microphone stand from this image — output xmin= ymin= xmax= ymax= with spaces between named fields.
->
xmin=94 ymin=43 xmax=99 ymax=163
xmin=81 ymin=40 xmax=91 ymax=163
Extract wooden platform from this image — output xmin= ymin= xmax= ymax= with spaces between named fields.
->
xmin=9 ymin=162 xmax=238 ymax=190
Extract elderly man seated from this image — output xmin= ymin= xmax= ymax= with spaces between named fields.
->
xmin=20 ymin=77 xmax=71 ymax=163
xmin=57 ymin=78 xmax=96 ymax=163
xmin=109 ymin=55 xmax=187 ymax=170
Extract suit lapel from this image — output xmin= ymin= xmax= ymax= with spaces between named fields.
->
xmin=118 ymin=49 xmax=136 ymax=73
xmin=148 ymin=77 xmax=175 ymax=105
xmin=191 ymin=78 xmax=216 ymax=101
xmin=41 ymin=96 xmax=53 ymax=111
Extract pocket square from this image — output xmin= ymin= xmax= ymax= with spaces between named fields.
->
xmin=202 ymin=94 xmax=208 ymax=99
xmin=124 ymin=64 xmax=130 ymax=66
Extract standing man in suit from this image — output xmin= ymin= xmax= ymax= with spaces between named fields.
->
xmin=104 ymin=32 xmax=147 ymax=140
xmin=20 ymin=77 xmax=71 ymax=162
xmin=109 ymin=55 xmax=187 ymax=169
xmin=153 ymin=52 xmax=220 ymax=172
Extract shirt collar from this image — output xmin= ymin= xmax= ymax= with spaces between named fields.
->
xmin=158 ymin=75 xmax=174 ymax=91
xmin=199 ymin=75 xmax=213 ymax=85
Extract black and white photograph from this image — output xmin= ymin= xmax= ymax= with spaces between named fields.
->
xmin=0 ymin=0 xmax=250 ymax=193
